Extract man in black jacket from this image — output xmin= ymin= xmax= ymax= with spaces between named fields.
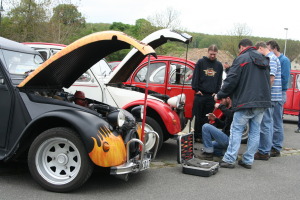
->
xmin=198 ymin=97 xmax=233 ymax=160
xmin=191 ymin=44 xmax=223 ymax=142
xmin=214 ymin=39 xmax=271 ymax=169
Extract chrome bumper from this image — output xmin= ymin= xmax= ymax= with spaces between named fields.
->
xmin=110 ymin=131 xmax=159 ymax=176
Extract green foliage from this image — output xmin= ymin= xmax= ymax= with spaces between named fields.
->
xmin=1 ymin=1 xmax=300 ymax=61
xmin=3 ymin=0 xmax=48 ymax=42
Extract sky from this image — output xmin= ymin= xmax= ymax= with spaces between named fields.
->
xmin=78 ymin=0 xmax=299 ymax=41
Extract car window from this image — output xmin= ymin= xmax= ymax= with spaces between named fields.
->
xmin=2 ymin=50 xmax=44 ymax=75
xmin=296 ymin=74 xmax=300 ymax=90
xmin=76 ymin=71 xmax=92 ymax=82
xmin=91 ymin=59 xmax=112 ymax=77
xmin=288 ymin=74 xmax=294 ymax=89
xmin=135 ymin=62 xmax=166 ymax=83
xmin=36 ymin=50 xmax=49 ymax=60
xmin=169 ymin=63 xmax=193 ymax=85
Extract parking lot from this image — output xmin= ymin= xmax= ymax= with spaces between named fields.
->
xmin=0 ymin=115 xmax=299 ymax=200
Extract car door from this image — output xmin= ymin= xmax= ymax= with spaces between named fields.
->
xmin=292 ymin=73 xmax=300 ymax=111
xmin=166 ymin=62 xmax=194 ymax=118
xmin=0 ymin=64 xmax=12 ymax=148
xmin=131 ymin=61 xmax=168 ymax=95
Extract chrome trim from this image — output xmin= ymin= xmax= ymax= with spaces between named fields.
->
xmin=110 ymin=131 xmax=160 ymax=176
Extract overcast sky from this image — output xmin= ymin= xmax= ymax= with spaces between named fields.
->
xmin=78 ymin=0 xmax=299 ymax=41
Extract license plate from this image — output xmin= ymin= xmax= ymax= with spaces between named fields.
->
xmin=141 ymin=158 xmax=150 ymax=170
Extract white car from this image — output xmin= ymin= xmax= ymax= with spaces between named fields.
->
xmin=25 ymin=29 xmax=192 ymax=151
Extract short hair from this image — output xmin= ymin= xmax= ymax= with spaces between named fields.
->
xmin=266 ymin=40 xmax=281 ymax=52
xmin=255 ymin=41 xmax=267 ymax=49
xmin=238 ymin=39 xmax=253 ymax=49
xmin=208 ymin=44 xmax=218 ymax=52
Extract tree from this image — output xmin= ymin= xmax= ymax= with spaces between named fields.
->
xmin=221 ymin=23 xmax=252 ymax=57
xmin=3 ymin=0 xmax=49 ymax=41
xmin=148 ymin=7 xmax=182 ymax=30
xmin=49 ymin=3 xmax=85 ymax=43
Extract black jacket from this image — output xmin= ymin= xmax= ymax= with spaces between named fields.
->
xmin=217 ymin=47 xmax=271 ymax=110
xmin=214 ymin=104 xmax=233 ymax=136
xmin=192 ymin=56 xmax=223 ymax=94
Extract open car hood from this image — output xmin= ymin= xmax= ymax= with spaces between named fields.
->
xmin=18 ymin=31 xmax=156 ymax=89
xmin=107 ymin=29 xmax=192 ymax=84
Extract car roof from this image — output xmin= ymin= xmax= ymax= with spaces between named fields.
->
xmin=18 ymin=31 xmax=156 ymax=89
xmin=0 ymin=37 xmax=40 ymax=55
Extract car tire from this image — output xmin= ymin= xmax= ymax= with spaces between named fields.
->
xmin=138 ymin=116 xmax=163 ymax=153
xmin=28 ymin=127 xmax=94 ymax=192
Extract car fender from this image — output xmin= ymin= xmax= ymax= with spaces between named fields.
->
xmin=20 ymin=109 xmax=127 ymax=167
xmin=122 ymin=99 xmax=181 ymax=135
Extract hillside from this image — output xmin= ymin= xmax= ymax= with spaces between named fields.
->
xmin=171 ymin=48 xmax=235 ymax=65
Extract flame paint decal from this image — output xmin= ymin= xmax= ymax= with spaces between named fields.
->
xmin=89 ymin=126 xmax=126 ymax=167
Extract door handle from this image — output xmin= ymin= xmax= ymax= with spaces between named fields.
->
xmin=167 ymin=87 xmax=171 ymax=90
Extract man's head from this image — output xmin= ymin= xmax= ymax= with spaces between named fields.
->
xmin=255 ymin=41 xmax=270 ymax=56
xmin=238 ymin=39 xmax=253 ymax=53
xmin=266 ymin=40 xmax=281 ymax=56
xmin=207 ymin=44 xmax=218 ymax=61
xmin=220 ymin=97 xmax=231 ymax=107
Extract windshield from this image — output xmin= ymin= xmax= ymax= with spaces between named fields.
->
xmin=91 ymin=59 xmax=112 ymax=77
xmin=2 ymin=49 xmax=44 ymax=85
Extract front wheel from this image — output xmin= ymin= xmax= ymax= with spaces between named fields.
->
xmin=138 ymin=116 xmax=163 ymax=153
xmin=28 ymin=127 xmax=94 ymax=192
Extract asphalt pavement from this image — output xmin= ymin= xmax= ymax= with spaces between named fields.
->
xmin=0 ymin=115 xmax=299 ymax=200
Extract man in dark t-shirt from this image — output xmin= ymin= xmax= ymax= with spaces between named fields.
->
xmin=191 ymin=44 xmax=223 ymax=142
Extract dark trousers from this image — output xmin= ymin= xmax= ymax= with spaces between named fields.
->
xmin=192 ymin=94 xmax=215 ymax=139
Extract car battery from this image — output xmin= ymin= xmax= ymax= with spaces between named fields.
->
xmin=177 ymin=132 xmax=219 ymax=177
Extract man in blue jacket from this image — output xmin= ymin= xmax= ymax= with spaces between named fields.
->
xmin=214 ymin=39 xmax=271 ymax=169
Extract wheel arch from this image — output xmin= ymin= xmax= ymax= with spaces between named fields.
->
xmin=12 ymin=110 xmax=107 ymax=161
xmin=123 ymin=99 xmax=181 ymax=136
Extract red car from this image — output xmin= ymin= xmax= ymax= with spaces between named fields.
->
xmin=284 ymin=70 xmax=300 ymax=116
xmin=124 ymin=55 xmax=196 ymax=119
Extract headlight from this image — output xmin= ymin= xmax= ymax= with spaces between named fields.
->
xmin=107 ymin=109 xmax=135 ymax=128
xmin=107 ymin=109 xmax=125 ymax=127
xmin=117 ymin=109 xmax=125 ymax=127
xmin=131 ymin=105 xmax=144 ymax=120
xmin=167 ymin=94 xmax=186 ymax=108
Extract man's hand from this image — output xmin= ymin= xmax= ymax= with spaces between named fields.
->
xmin=196 ymin=91 xmax=203 ymax=95
xmin=206 ymin=113 xmax=216 ymax=121
xmin=214 ymin=103 xmax=220 ymax=109
xmin=214 ymin=94 xmax=218 ymax=101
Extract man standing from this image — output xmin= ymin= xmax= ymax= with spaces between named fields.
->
xmin=214 ymin=39 xmax=271 ymax=169
xmin=254 ymin=42 xmax=282 ymax=160
xmin=198 ymin=97 xmax=233 ymax=160
xmin=191 ymin=45 xmax=223 ymax=142
xmin=266 ymin=40 xmax=291 ymax=156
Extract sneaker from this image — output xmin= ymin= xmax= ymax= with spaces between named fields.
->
xmin=197 ymin=152 xmax=213 ymax=161
xmin=254 ymin=152 xmax=270 ymax=161
xmin=270 ymin=148 xmax=280 ymax=157
xmin=238 ymin=160 xmax=252 ymax=169
xmin=295 ymin=128 xmax=300 ymax=133
xmin=219 ymin=160 xmax=235 ymax=168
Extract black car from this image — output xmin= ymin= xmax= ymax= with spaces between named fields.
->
xmin=0 ymin=31 xmax=158 ymax=192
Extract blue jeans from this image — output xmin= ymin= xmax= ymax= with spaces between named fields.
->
xmin=258 ymin=105 xmax=275 ymax=155
xmin=202 ymin=123 xmax=229 ymax=156
xmin=272 ymin=101 xmax=284 ymax=151
xmin=222 ymin=108 xmax=265 ymax=165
